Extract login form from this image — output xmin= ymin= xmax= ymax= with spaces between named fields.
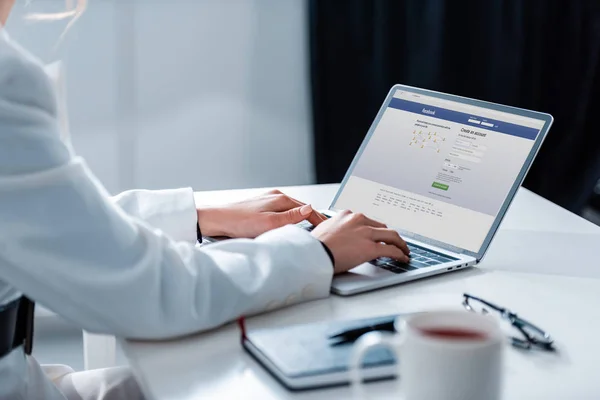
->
xmin=333 ymin=90 xmax=546 ymax=252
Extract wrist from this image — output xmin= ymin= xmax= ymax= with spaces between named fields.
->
xmin=196 ymin=206 xmax=227 ymax=237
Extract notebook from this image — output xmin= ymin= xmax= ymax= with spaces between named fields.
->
xmin=243 ymin=315 xmax=400 ymax=390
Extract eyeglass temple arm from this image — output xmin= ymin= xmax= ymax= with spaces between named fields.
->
xmin=513 ymin=321 xmax=554 ymax=349
xmin=513 ymin=317 xmax=552 ymax=339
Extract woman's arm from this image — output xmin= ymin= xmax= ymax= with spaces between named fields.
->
xmin=112 ymin=188 xmax=198 ymax=243
xmin=0 ymin=36 xmax=333 ymax=339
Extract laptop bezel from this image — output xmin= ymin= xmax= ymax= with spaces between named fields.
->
xmin=328 ymin=84 xmax=554 ymax=262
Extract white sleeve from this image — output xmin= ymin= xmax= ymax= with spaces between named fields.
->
xmin=112 ymin=189 xmax=198 ymax=243
xmin=0 ymin=36 xmax=333 ymax=339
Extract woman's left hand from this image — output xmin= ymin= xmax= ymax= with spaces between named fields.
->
xmin=196 ymin=190 xmax=327 ymax=238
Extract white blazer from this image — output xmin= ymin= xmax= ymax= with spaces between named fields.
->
xmin=0 ymin=29 xmax=332 ymax=399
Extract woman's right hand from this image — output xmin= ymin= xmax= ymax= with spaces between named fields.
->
xmin=311 ymin=210 xmax=410 ymax=275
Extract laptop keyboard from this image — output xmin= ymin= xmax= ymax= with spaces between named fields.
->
xmin=372 ymin=243 xmax=458 ymax=273
xmin=297 ymin=221 xmax=458 ymax=274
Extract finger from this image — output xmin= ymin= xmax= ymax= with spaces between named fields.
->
xmin=372 ymin=242 xmax=410 ymax=263
xmin=273 ymin=195 xmax=328 ymax=222
xmin=270 ymin=194 xmax=306 ymax=212
xmin=278 ymin=193 xmax=323 ymax=216
xmin=283 ymin=194 xmax=306 ymax=207
xmin=369 ymin=228 xmax=410 ymax=256
xmin=270 ymin=204 xmax=313 ymax=227
xmin=307 ymin=210 xmax=327 ymax=226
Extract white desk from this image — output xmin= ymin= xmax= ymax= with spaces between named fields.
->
xmin=122 ymin=185 xmax=600 ymax=399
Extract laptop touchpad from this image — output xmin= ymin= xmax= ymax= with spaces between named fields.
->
xmin=334 ymin=262 xmax=396 ymax=282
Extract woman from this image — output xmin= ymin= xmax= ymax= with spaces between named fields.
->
xmin=0 ymin=1 xmax=410 ymax=399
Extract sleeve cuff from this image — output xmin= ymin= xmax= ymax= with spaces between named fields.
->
xmin=254 ymin=225 xmax=334 ymax=300
xmin=157 ymin=188 xmax=198 ymax=243
xmin=319 ymin=241 xmax=335 ymax=268
xmin=113 ymin=188 xmax=198 ymax=243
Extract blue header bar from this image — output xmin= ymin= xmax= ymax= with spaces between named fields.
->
xmin=388 ymin=98 xmax=539 ymax=140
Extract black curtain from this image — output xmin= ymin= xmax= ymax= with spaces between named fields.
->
xmin=309 ymin=0 xmax=600 ymax=213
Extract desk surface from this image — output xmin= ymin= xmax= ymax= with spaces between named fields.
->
xmin=123 ymin=185 xmax=600 ymax=399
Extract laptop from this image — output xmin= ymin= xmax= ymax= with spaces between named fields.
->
xmin=298 ymin=84 xmax=553 ymax=296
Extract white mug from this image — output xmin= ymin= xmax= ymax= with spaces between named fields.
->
xmin=349 ymin=311 xmax=504 ymax=400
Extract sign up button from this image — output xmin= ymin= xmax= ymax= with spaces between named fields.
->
xmin=432 ymin=182 xmax=449 ymax=191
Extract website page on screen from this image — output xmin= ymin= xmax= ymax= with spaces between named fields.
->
xmin=333 ymin=89 xmax=545 ymax=252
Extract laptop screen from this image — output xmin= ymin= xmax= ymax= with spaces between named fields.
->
xmin=331 ymin=88 xmax=547 ymax=254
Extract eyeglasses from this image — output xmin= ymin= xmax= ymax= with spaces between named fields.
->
xmin=462 ymin=293 xmax=555 ymax=351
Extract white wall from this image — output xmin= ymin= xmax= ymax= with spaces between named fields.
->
xmin=7 ymin=0 xmax=314 ymax=194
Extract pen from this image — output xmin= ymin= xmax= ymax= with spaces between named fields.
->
xmin=237 ymin=316 xmax=247 ymax=343
xmin=328 ymin=319 xmax=396 ymax=344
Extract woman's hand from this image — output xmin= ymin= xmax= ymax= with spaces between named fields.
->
xmin=311 ymin=210 xmax=410 ymax=274
xmin=197 ymin=190 xmax=327 ymax=238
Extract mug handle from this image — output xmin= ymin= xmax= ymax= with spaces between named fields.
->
xmin=348 ymin=331 xmax=403 ymax=399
